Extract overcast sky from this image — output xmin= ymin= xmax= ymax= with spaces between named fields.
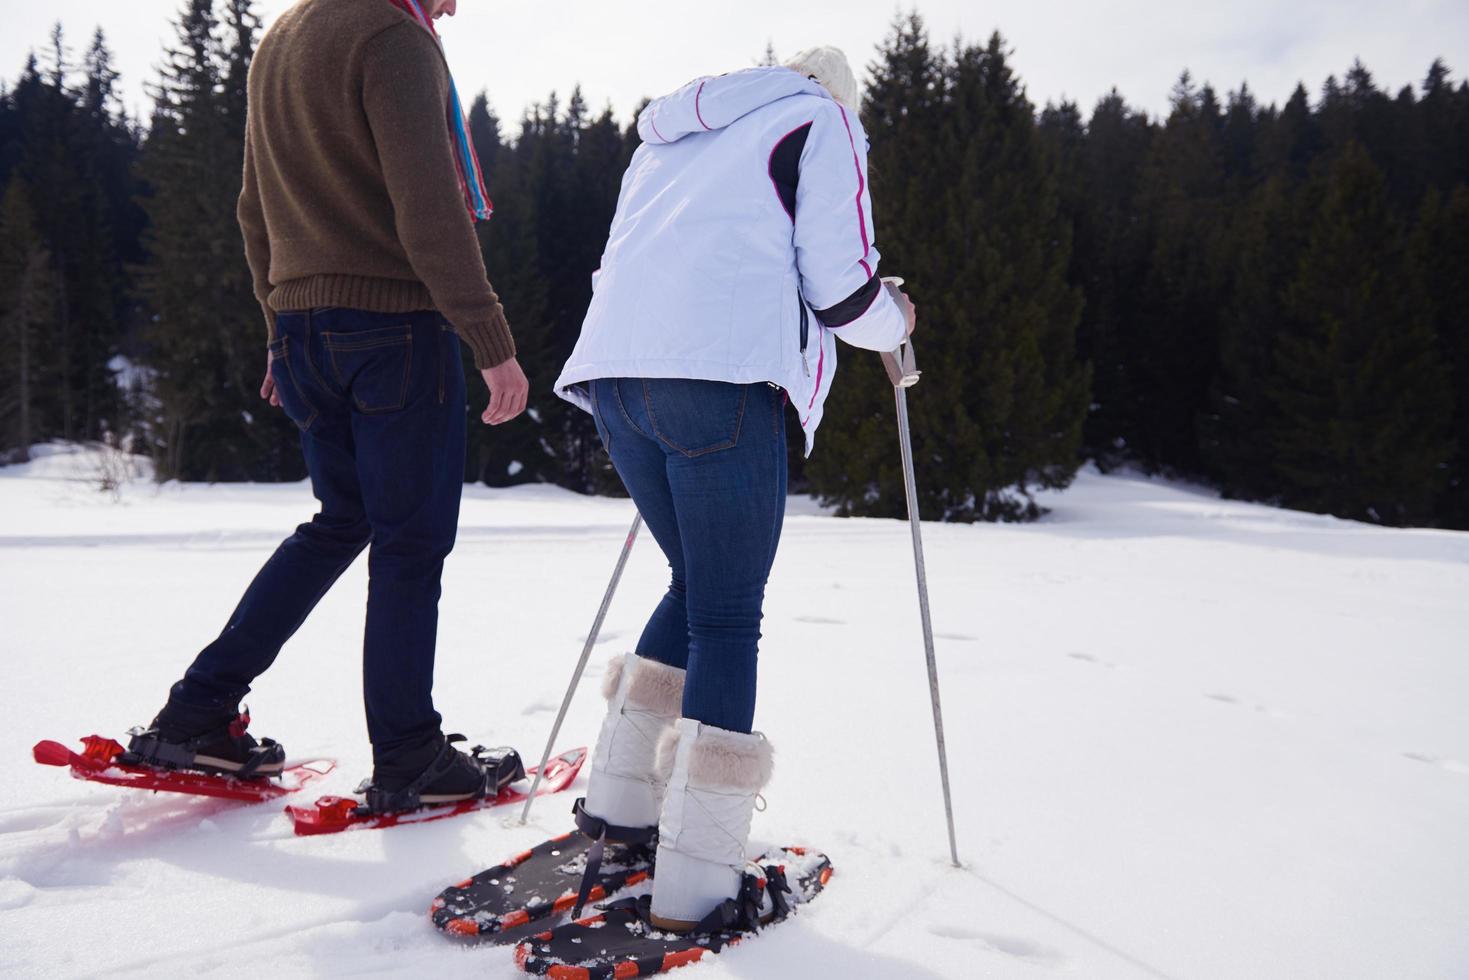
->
xmin=3 ymin=0 xmax=1466 ymax=126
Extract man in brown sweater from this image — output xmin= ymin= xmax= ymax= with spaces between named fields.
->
xmin=127 ymin=0 xmax=527 ymax=810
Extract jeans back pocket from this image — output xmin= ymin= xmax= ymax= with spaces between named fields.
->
xmin=268 ymin=335 xmax=319 ymax=431
xmin=322 ymin=324 xmax=413 ymax=414
xmin=642 ymin=378 xmax=749 ymax=457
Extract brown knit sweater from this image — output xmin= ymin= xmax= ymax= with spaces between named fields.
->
xmin=237 ymin=0 xmax=515 ymax=369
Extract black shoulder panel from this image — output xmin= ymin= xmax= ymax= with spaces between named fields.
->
xmin=768 ymin=122 xmax=813 ymax=221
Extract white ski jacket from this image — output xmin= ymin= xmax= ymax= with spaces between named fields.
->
xmin=553 ymin=66 xmax=908 ymax=453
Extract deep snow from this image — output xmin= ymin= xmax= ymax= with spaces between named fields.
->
xmin=1 ymin=444 xmax=1467 ymax=979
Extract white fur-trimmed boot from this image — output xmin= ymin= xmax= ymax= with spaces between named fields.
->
xmin=649 ymin=718 xmax=774 ymax=930
xmin=580 ymin=653 xmax=685 ymax=834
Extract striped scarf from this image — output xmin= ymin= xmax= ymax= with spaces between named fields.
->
xmin=386 ymin=0 xmax=493 ymax=222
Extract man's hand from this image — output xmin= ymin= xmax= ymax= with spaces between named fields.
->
xmin=481 ymin=356 xmax=529 ymax=425
xmin=884 ymin=280 xmax=918 ymax=337
xmin=261 ymin=352 xmax=282 ymax=407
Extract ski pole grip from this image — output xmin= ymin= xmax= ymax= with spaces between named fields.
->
xmin=882 ymin=341 xmax=921 ymax=389
xmin=879 ymin=276 xmax=920 ymax=389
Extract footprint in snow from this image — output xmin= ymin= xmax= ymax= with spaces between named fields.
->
xmin=927 ymin=925 xmax=1064 ymax=965
xmin=794 ymin=615 xmax=846 ymax=625
xmin=1207 ymin=694 xmax=1292 ymax=720
xmin=1066 ymin=652 xmax=1117 ymax=668
xmin=1402 ymin=752 xmax=1469 ymax=775
xmin=0 ymin=878 xmax=39 ymax=911
xmin=1026 ymin=571 xmax=1080 ymax=586
xmin=0 ymin=807 xmax=80 ymax=836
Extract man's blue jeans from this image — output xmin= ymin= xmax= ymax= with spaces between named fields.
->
xmin=171 ymin=308 xmax=467 ymax=762
xmin=589 ymin=378 xmax=788 ymax=734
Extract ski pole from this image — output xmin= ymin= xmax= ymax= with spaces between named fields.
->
xmin=519 ymin=512 xmax=643 ymax=824
xmin=880 ymin=337 xmax=962 ymax=869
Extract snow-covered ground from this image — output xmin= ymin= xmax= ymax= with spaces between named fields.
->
xmin=2 ymin=443 xmax=1467 ymax=979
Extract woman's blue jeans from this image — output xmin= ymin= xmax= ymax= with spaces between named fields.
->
xmin=589 ymin=378 xmax=788 ymax=734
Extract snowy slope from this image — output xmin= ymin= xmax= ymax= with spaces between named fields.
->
xmin=2 ymin=444 xmax=1467 ymax=979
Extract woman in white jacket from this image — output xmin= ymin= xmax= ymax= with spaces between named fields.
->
xmin=554 ymin=47 xmax=916 ymax=931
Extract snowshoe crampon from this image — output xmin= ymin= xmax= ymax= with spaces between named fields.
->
xmin=32 ymin=735 xmax=334 ymax=802
xmin=512 ymin=847 xmax=832 ymax=978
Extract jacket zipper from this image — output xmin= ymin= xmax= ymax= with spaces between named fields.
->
xmin=798 ymin=291 xmax=811 ymax=377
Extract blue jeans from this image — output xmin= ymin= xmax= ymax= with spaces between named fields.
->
xmin=171 ymin=308 xmax=467 ymax=762
xmin=589 ymin=378 xmax=788 ymax=734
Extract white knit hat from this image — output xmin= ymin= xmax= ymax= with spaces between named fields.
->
xmin=784 ymin=46 xmax=860 ymax=110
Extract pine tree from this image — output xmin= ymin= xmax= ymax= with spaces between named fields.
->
xmin=461 ymin=89 xmax=632 ymax=491
xmin=806 ymin=14 xmax=943 ymax=517
xmin=17 ymin=28 xmax=85 ymax=442
xmin=557 ymin=103 xmax=628 ymax=491
xmin=0 ymin=178 xmax=56 ymax=461
xmin=809 ymin=22 xmax=1088 ymax=521
xmin=0 ymin=32 xmax=144 ymax=452
xmin=0 ymin=77 xmax=19 ymax=183
xmin=467 ymin=92 xmax=501 ymax=175
xmin=1319 ymin=62 xmax=1396 ymax=167
xmin=1419 ymin=60 xmax=1466 ymax=195
xmin=218 ymin=0 xmax=292 ymax=474
xmin=1220 ymin=83 xmax=1259 ymax=186
xmin=1046 ymin=89 xmax=1153 ymax=468
xmin=1202 ymin=88 xmax=1312 ymax=497
xmin=139 ymin=0 xmax=296 ymax=481
xmin=1267 ymin=142 xmax=1453 ymax=524
xmin=1122 ymin=73 xmax=1232 ymax=474
xmin=1201 ymin=170 xmax=1313 ymax=498
xmin=1256 ymin=84 xmax=1320 ymax=181
xmin=136 ymin=0 xmax=215 ymax=477
xmin=7 ymin=31 xmax=119 ymax=445
xmin=69 ymin=29 xmax=132 ymax=443
xmin=466 ymin=92 xmax=554 ymax=487
xmin=1414 ymin=185 xmax=1469 ymax=526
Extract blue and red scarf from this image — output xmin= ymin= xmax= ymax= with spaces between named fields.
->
xmin=386 ymin=0 xmax=493 ymax=222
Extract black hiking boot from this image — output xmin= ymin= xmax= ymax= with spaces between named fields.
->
xmin=356 ymin=734 xmax=525 ymax=814
xmin=126 ymin=701 xmax=286 ymax=779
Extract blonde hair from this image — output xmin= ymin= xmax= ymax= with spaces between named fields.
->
xmin=784 ymin=46 xmax=860 ymax=111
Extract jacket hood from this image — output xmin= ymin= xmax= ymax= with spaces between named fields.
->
xmin=637 ymin=66 xmax=832 ymax=146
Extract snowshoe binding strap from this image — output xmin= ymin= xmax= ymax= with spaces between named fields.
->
xmin=124 ymin=728 xmax=199 ymax=770
xmin=694 ymin=871 xmax=766 ymax=935
xmin=358 ymin=738 xmax=466 ymax=814
xmin=233 ymin=738 xmax=285 ymax=779
xmin=758 ymin=863 xmax=792 ymax=923
xmin=600 ymin=864 xmax=788 ymax=938
xmin=123 ymin=716 xmax=284 ymax=781
xmin=571 ymin=828 xmax=607 ymax=920
xmin=571 ymin=798 xmax=657 ymax=848
xmin=356 ymin=737 xmax=523 ymax=815
xmin=467 ymin=742 xmax=527 ymax=791
xmin=222 ymin=708 xmax=285 ymax=779
xmin=569 ymin=798 xmax=658 ymax=919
